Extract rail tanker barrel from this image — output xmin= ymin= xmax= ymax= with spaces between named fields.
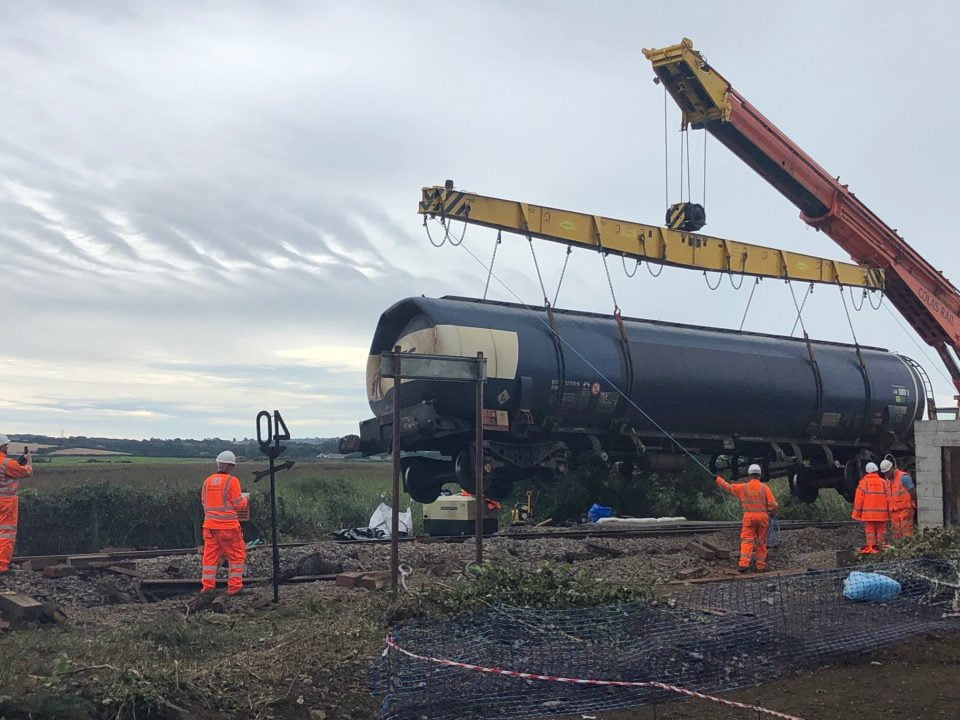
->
xmin=357 ymin=296 xmax=925 ymax=502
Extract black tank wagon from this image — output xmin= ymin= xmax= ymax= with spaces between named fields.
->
xmin=344 ymin=296 xmax=926 ymax=504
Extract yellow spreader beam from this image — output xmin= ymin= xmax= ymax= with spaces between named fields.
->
xmin=419 ymin=185 xmax=884 ymax=289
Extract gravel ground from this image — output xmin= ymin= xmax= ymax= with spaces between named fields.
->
xmin=0 ymin=525 xmax=861 ymax=611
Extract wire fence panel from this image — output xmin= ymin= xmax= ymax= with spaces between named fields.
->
xmin=372 ymin=559 xmax=960 ymax=719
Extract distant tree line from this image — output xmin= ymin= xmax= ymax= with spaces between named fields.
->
xmin=15 ymin=434 xmax=341 ymax=459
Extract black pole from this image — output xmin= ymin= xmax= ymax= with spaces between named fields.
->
xmin=270 ymin=453 xmax=279 ymax=603
xmin=475 ymin=351 xmax=484 ymax=565
xmin=391 ymin=346 xmax=402 ymax=594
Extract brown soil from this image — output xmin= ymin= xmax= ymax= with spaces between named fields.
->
xmin=586 ymin=631 xmax=960 ymax=719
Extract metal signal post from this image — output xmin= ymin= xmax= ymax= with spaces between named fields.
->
xmin=380 ymin=348 xmax=487 ymax=592
xmin=256 ymin=409 xmax=293 ymax=603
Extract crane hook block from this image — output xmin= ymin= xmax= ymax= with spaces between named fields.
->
xmin=666 ymin=202 xmax=706 ymax=232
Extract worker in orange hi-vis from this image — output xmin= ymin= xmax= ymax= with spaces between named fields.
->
xmin=0 ymin=435 xmax=33 ymax=573
xmin=852 ymin=462 xmax=890 ymax=554
xmin=880 ymin=459 xmax=916 ymax=540
xmin=200 ymin=451 xmax=249 ymax=594
xmin=715 ymin=464 xmax=778 ymax=573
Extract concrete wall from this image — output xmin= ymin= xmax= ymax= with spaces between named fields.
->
xmin=914 ymin=419 xmax=960 ymax=528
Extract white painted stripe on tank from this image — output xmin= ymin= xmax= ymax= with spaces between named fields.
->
xmin=368 ymin=325 xmax=519 ymax=403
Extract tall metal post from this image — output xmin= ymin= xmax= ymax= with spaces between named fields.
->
xmin=391 ymin=345 xmax=402 ymax=593
xmin=269 ymin=453 xmax=279 ymax=603
xmin=474 ymin=351 xmax=485 ymax=565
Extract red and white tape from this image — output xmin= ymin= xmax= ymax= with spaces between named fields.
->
xmin=385 ymin=635 xmax=805 ymax=720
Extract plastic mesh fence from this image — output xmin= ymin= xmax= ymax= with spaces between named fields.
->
xmin=372 ymin=559 xmax=960 ymax=719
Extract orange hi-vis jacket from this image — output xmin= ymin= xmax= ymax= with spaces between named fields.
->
xmin=852 ymin=472 xmax=890 ymax=522
xmin=201 ymin=472 xmax=248 ymax=530
xmin=0 ymin=452 xmax=33 ymax=499
xmin=716 ymin=477 xmax=778 ymax=516
xmin=887 ymin=470 xmax=914 ymax=513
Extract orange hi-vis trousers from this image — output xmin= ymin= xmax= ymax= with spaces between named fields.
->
xmin=201 ymin=527 xmax=246 ymax=594
xmin=890 ymin=509 xmax=914 ymax=540
xmin=739 ymin=512 xmax=770 ymax=570
xmin=861 ymin=521 xmax=887 ymax=552
xmin=0 ymin=498 xmax=17 ymax=572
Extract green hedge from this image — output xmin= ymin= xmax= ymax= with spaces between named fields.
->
xmin=14 ymin=476 xmax=385 ymax=555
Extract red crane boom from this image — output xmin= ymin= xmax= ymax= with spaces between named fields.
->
xmin=644 ymin=39 xmax=960 ymax=399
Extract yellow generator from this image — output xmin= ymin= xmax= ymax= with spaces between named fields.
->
xmin=422 ymin=494 xmax=499 ymax=536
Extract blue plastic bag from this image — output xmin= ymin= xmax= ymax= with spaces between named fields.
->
xmin=766 ymin=516 xmax=780 ymax=548
xmin=843 ymin=571 xmax=901 ymax=603
xmin=587 ymin=503 xmax=613 ymax=523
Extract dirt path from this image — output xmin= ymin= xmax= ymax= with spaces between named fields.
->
xmin=587 ymin=631 xmax=960 ymax=719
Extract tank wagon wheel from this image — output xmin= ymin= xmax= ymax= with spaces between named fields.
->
xmin=402 ymin=457 xmax=445 ymax=504
xmin=840 ymin=459 xmax=862 ymax=503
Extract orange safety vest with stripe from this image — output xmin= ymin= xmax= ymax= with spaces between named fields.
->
xmin=852 ymin=472 xmax=890 ymax=522
xmin=716 ymin=477 xmax=777 ymax=515
xmin=887 ymin=470 xmax=914 ymax=513
xmin=0 ymin=452 xmax=32 ymax=499
xmin=201 ymin=473 xmax=248 ymax=529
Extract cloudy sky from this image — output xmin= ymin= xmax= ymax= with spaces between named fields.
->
xmin=2 ymin=1 xmax=958 ymax=440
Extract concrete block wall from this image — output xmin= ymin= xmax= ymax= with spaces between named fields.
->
xmin=914 ymin=419 xmax=960 ymax=528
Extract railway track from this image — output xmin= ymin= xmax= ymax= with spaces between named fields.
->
xmin=11 ymin=520 xmax=855 ymax=565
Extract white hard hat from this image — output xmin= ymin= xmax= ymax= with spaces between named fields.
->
xmin=879 ymin=459 xmax=894 ymax=473
xmin=865 ymin=462 xmax=879 ymax=474
xmin=216 ymin=450 xmax=237 ymax=465
xmin=748 ymin=464 xmax=762 ymax=476
xmin=0 ymin=434 xmax=8 ymax=446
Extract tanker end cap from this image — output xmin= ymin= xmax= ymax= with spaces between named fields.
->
xmin=865 ymin=462 xmax=879 ymax=474
xmin=748 ymin=463 xmax=762 ymax=477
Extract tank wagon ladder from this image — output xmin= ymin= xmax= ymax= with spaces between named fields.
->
xmin=901 ymin=355 xmax=937 ymax=420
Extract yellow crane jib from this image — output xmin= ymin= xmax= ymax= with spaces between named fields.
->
xmin=419 ymin=185 xmax=884 ymax=290
xmin=642 ymin=38 xmax=732 ymax=128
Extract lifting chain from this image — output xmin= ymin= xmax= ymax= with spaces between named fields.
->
xmin=703 ymin=270 xmax=723 ymax=291
xmin=601 ymin=251 xmax=629 ymax=344
xmin=639 ymin=235 xmax=665 ymax=277
xmin=787 ymin=280 xmax=810 ymax=339
xmin=528 ymin=236 xmax=550 ymax=307
xmin=839 ymin=286 xmax=863 ymax=349
xmin=553 ymin=245 xmax=572 ymax=308
xmin=727 ymin=252 xmax=748 ymax=290
xmin=788 ymin=283 xmax=815 ymax=337
xmin=528 ymin=237 xmax=557 ymax=332
xmin=851 ymin=287 xmax=867 ymax=312
xmin=424 ymin=216 xmax=467 ymax=248
xmin=482 ymin=231 xmax=502 ymax=300
xmin=738 ymin=277 xmax=760 ymax=331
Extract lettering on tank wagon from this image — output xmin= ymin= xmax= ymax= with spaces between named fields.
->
xmin=891 ymin=385 xmax=910 ymax=404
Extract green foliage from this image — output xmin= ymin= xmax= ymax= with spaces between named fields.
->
xmin=15 ymin=463 xmax=402 ymax=555
xmin=509 ymin=460 xmax=849 ymax=524
xmin=519 ymin=458 xmax=734 ymax=523
xmin=774 ymin=485 xmax=849 ymax=522
xmin=398 ymin=561 xmax=648 ymax=620
xmin=877 ymin=527 xmax=960 ymax=561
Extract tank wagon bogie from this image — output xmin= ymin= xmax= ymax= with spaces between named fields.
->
xmin=343 ymin=296 xmax=926 ymax=504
